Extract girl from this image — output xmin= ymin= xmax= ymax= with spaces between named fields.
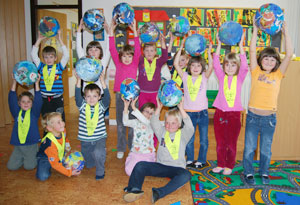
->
xmin=243 ymin=21 xmax=292 ymax=185
xmin=36 ymin=112 xmax=81 ymax=181
xmin=123 ymin=97 xmax=194 ymax=203
xmin=212 ymin=32 xmax=248 ymax=175
xmin=108 ymin=19 xmax=141 ymax=159
xmin=174 ymin=39 xmax=213 ymax=168
xmin=122 ymin=97 xmax=156 ymax=176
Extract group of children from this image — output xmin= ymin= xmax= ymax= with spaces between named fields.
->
xmin=7 ymin=12 xmax=293 ymax=203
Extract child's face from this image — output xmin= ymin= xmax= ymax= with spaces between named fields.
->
xmin=165 ymin=115 xmax=180 ymax=133
xmin=142 ymin=107 xmax=154 ymax=120
xmin=121 ymin=53 xmax=133 ymax=65
xmin=85 ymin=90 xmax=101 ymax=106
xmin=144 ymin=46 xmax=157 ymax=61
xmin=179 ymin=55 xmax=189 ymax=68
xmin=190 ymin=62 xmax=202 ymax=76
xmin=48 ymin=116 xmax=65 ymax=134
xmin=262 ymin=56 xmax=277 ymax=73
xmin=88 ymin=47 xmax=101 ymax=59
xmin=224 ymin=61 xmax=238 ymax=76
xmin=43 ymin=54 xmax=57 ymax=66
xmin=19 ymin=96 xmax=32 ymax=111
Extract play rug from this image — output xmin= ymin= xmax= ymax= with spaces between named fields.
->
xmin=189 ymin=160 xmax=300 ymax=205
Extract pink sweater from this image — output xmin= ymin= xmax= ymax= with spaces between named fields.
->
xmin=212 ymin=53 xmax=249 ymax=111
xmin=109 ymin=36 xmax=141 ymax=92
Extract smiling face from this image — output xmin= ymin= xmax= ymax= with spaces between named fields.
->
xmin=121 ymin=53 xmax=134 ymax=65
xmin=43 ymin=54 xmax=57 ymax=66
xmin=165 ymin=115 xmax=180 ymax=133
xmin=88 ymin=47 xmax=101 ymax=59
xmin=19 ymin=96 xmax=33 ymax=111
xmin=190 ymin=62 xmax=202 ymax=77
xmin=143 ymin=45 xmax=157 ymax=61
xmin=261 ymin=56 xmax=277 ymax=73
xmin=85 ymin=90 xmax=101 ymax=106
xmin=47 ymin=115 xmax=65 ymax=136
xmin=179 ymin=55 xmax=189 ymax=69
xmin=224 ymin=61 xmax=238 ymax=76
xmin=142 ymin=107 xmax=154 ymax=120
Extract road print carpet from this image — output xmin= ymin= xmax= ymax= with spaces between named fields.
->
xmin=189 ymin=160 xmax=300 ymax=205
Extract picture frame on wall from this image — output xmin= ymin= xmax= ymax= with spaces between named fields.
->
xmin=93 ymin=30 xmax=105 ymax=41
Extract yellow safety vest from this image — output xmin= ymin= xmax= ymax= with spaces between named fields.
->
xmin=18 ymin=109 xmax=31 ymax=144
xmin=172 ymin=67 xmax=186 ymax=87
xmin=144 ymin=58 xmax=157 ymax=81
xmin=187 ymin=75 xmax=202 ymax=101
xmin=224 ymin=75 xmax=237 ymax=108
xmin=86 ymin=103 xmax=99 ymax=136
xmin=164 ymin=129 xmax=181 ymax=160
xmin=43 ymin=64 xmax=57 ymax=91
xmin=41 ymin=132 xmax=65 ymax=161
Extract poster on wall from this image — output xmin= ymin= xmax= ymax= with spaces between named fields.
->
xmin=71 ymin=22 xmax=78 ymax=66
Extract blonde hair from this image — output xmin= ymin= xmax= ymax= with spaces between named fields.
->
xmin=165 ymin=108 xmax=183 ymax=128
xmin=41 ymin=112 xmax=62 ymax=132
xmin=222 ymin=52 xmax=241 ymax=75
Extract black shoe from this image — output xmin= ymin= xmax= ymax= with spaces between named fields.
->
xmin=261 ymin=175 xmax=270 ymax=185
xmin=152 ymin=188 xmax=159 ymax=204
xmin=186 ymin=161 xmax=194 ymax=168
xmin=194 ymin=162 xmax=206 ymax=169
xmin=123 ymin=190 xmax=144 ymax=203
xmin=244 ymin=174 xmax=255 ymax=185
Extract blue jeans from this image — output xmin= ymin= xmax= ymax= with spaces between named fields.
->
xmin=125 ymin=161 xmax=191 ymax=200
xmin=186 ymin=110 xmax=209 ymax=163
xmin=36 ymin=157 xmax=52 ymax=181
xmin=243 ymin=111 xmax=277 ymax=176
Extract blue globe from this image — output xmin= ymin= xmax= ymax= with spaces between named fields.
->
xmin=169 ymin=16 xmax=190 ymax=37
xmin=219 ymin=21 xmax=243 ymax=45
xmin=83 ymin=9 xmax=105 ymax=32
xmin=64 ymin=151 xmax=84 ymax=172
xmin=39 ymin=16 xmax=60 ymax=37
xmin=185 ymin=34 xmax=207 ymax=56
xmin=13 ymin=61 xmax=38 ymax=86
xmin=158 ymin=80 xmax=183 ymax=107
xmin=255 ymin=3 xmax=284 ymax=35
xmin=112 ymin=2 xmax=135 ymax=25
xmin=120 ymin=78 xmax=140 ymax=100
xmin=75 ymin=57 xmax=103 ymax=82
xmin=140 ymin=22 xmax=160 ymax=43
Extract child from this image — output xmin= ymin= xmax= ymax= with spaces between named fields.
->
xmin=122 ymin=97 xmax=156 ymax=176
xmin=75 ymin=72 xmax=110 ymax=180
xmin=173 ymin=39 xmax=213 ymax=168
xmin=137 ymin=34 xmax=168 ymax=108
xmin=123 ymin=97 xmax=194 ymax=203
xmin=31 ymin=30 xmax=69 ymax=121
xmin=77 ymin=18 xmax=110 ymax=91
xmin=108 ymin=19 xmax=140 ymax=159
xmin=243 ymin=22 xmax=292 ymax=185
xmin=212 ymin=32 xmax=248 ymax=175
xmin=36 ymin=112 xmax=80 ymax=181
xmin=7 ymin=75 xmax=42 ymax=171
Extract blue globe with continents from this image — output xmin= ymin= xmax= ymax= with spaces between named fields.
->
xmin=75 ymin=57 xmax=103 ymax=82
xmin=64 ymin=151 xmax=84 ymax=172
xmin=140 ymin=22 xmax=160 ymax=43
xmin=13 ymin=61 xmax=38 ymax=86
xmin=255 ymin=3 xmax=284 ymax=35
xmin=185 ymin=34 xmax=207 ymax=56
xmin=39 ymin=16 xmax=60 ymax=37
xmin=112 ymin=2 xmax=135 ymax=25
xmin=169 ymin=16 xmax=190 ymax=37
xmin=219 ymin=21 xmax=243 ymax=45
xmin=120 ymin=78 xmax=140 ymax=100
xmin=83 ymin=9 xmax=105 ymax=32
xmin=158 ymin=80 xmax=183 ymax=107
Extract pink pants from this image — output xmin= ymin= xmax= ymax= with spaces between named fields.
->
xmin=125 ymin=151 xmax=156 ymax=176
xmin=214 ymin=108 xmax=241 ymax=169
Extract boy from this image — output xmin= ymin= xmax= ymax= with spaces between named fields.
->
xmin=31 ymin=30 xmax=69 ymax=121
xmin=75 ymin=72 xmax=110 ymax=180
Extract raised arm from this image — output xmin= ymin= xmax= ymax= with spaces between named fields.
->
xmin=279 ymin=22 xmax=293 ymax=74
xmin=239 ymin=31 xmax=246 ymax=55
xmin=249 ymin=17 xmax=258 ymax=71
xmin=122 ymin=97 xmax=137 ymax=128
xmin=31 ymin=32 xmax=46 ymax=66
xmin=74 ymin=71 xmax=84 ymax=108
xmin=215 ymin=34 xmax=221 ymax=56
xmin=167 ymin=32 xmax=175 ymax=53
xmin=58 ymin=30 xmax=69 ymax=68
xmin=101 ymin=19 xmax=111 ymax=70
xmin=76 ymin=18 xmax=85 ymax=59
xmin=205 ymin=43 xmax=214 ymax=78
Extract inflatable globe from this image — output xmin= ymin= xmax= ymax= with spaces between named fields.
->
xmin=169 ymin=16 xmax=190 ymax=37
xmin=120 ymin=78 xmax=140 ymax=100
xmin=112 ymin=2 xmax=135 ymax=25
xmin=39 ymin=16 xmax=60 ymax=37
xmin=219 ymin=21 xmax=243 ymax=45
xmin=83 ymin=9 xmax=105 ymax=32
xmin=13 ymin=61 xmax=38 ymax=86
xmin=75 ymin=57 xmax=103 ymax=82
xmin=185 ymin=34 xmax=207 ymax=56
xmin=255 ymin=3 xmax=284 ymax=35
xmin=140 ymin=22 xmax=160 ymax=43
xmin=64 ymin=151 xmax=84 ymax=172
xmin=158 ymin=80 xmax=183 ymax=107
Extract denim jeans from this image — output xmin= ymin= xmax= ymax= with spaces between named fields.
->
xmin=243 ymin=111 xmax=277 ymax=176
xmin=186 ymin=110 xmax=209 ymax=163
xmin=125 ymin=161 xmax=191 ymax=200
xmin=36 ymin=156 xmax=52 ymax=181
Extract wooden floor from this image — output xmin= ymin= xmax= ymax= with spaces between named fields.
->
xmin=0 ymin=99 xmax=245 ymax=205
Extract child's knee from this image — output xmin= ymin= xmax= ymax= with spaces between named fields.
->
xmin=24 ymin=162 xmax=37 ymax=170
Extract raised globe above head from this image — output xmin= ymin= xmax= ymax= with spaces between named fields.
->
xmin=140 ymin=22 xmax=160 ymax=43
xmin=83 ymin=9 xmax=105 ymax=32
xmin=120 ymin=78 xmax=140 ymax=100
xmin=13 ymin=61 xmax=38 ymax=86
xmin=169 ymin=16 xmax=190 ymax=37
xmin=158 ymin=80 xmax=183 ymax=107
xmin=255 ymin=3 xmax=284 ymax=35
xmin=219 ymin=21 xmax=243 ymax=45
xmin=64 ymin=151 xmax=84 ymax=172
xmin=39 ymin=16 xmax=60 ymax=37
xmin=112 ymin=2 xmax=135 ymax=25
xmin=185 ymin=34 xmax=207 ymax=56
xmin=75 ymin=57 xmax=103 ymax=82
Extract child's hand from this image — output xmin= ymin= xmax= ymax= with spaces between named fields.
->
xmin=35 ymin=74 xmax=41 ymax=90
xmin=121 ymin=96 xmax=130 ymax=109
xmin=156 ymin=95 xmax=163 ymax=111
xmin=99 ymin=72 xmax=106 ymax=89
xmin=77 ymin=18 xmax=85 ymax=32
xmin=208 ymin=43 xmax=212 ymax=53
xmin=109 ymin=18 xmax=117 ymax=36
xmin=177 ymin=98 xmax=184 ymax=110
xmin=71 ymin=169 xmax=81 ymax=176
xmin=281 ymin=21 xmax=288 ymax=35
xmin=216 ymin=33 xmax=221 ymax=46
xmin=239 ymin=31 xmax=246 ymax=54
xmin=11 ymin=74 xmax=17 ymax=91
xmin=252 ymin=16 xmax=258 ymax=30
xmin=103 ymin=19 xmax=109 ymax=34
xmin=169 ymin=32 xmax=175 ymax=43
xmin=131 ymin=96 xmax=139 ymax=111
xmin=129 ymin=19 xmax=137 ymax=36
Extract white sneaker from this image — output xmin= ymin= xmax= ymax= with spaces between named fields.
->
xmin=117 ymin=151 xmax=124 ymax=159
